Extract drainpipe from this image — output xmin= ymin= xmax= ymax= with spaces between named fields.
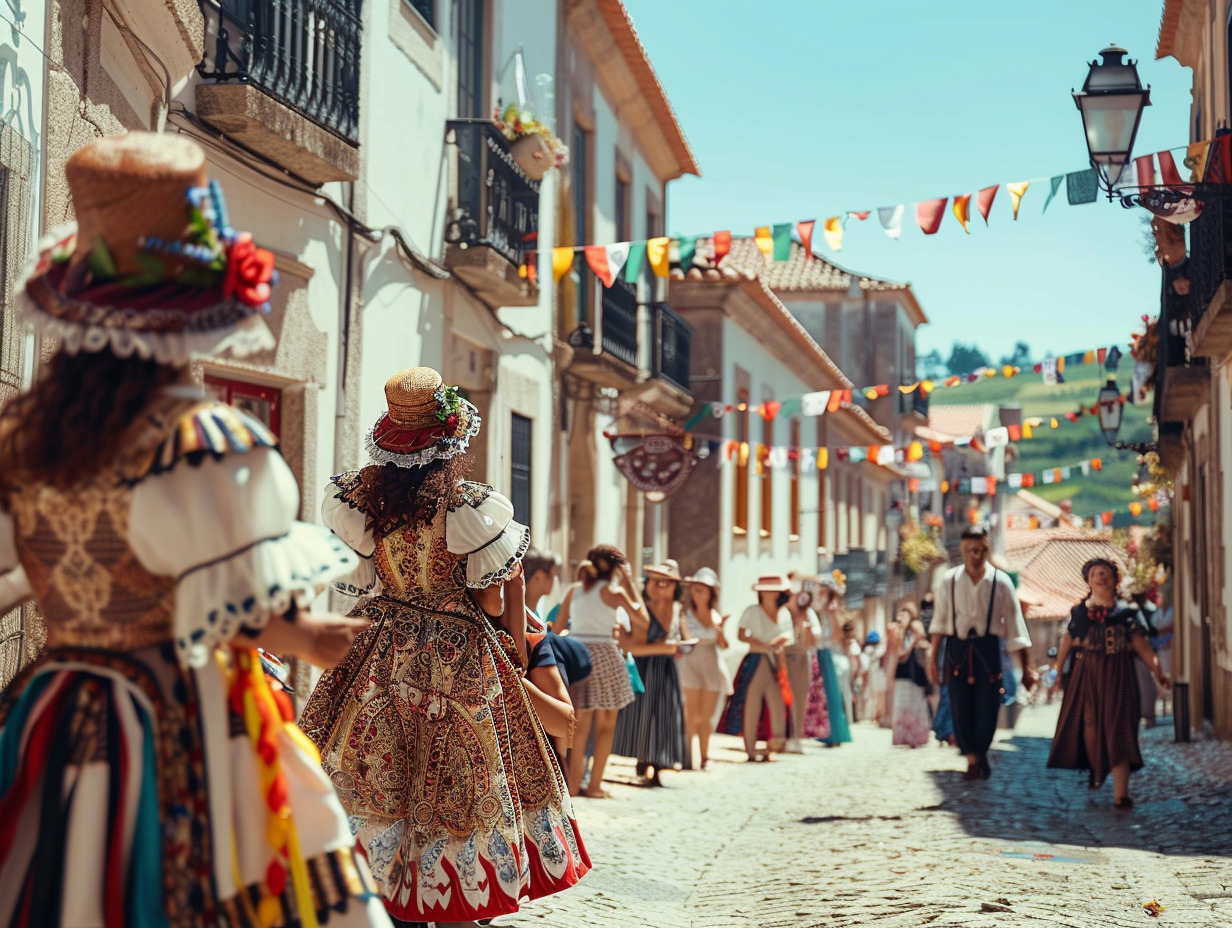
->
xmin=334 ymin=180 xmax=357 ymax=474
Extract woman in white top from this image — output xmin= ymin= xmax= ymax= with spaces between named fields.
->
xmin=678 ymin=568 xmax=731 ymax=769
xmin=718 ymin=575 xmax=795 ymax=761
xmin=553 ymin=544 xmax=645 ymax=798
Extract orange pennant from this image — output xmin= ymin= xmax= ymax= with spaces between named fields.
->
xmin=1129 ymin=502 xmax=1143 ymax=517
xmin=797 ymin=220 xmax=816 ymax=256
xmin=953 ymin=194 xmax=972 ymax=233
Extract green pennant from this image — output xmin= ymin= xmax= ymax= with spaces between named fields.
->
xmin=623 ymin=242 xmax=646 ymax=282
xmin=779 ymin=397 xmax=801 ymax=418
xmin=772 ymin=223 xmax=793 ymax=261
xmin=677 ymin=235 xmax=698 ymax=270
xmin=1043 ymin=175 xmax=1063 ymax=213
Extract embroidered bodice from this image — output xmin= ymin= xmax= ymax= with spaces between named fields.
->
xmin=1068 ymin=601 xmax=1147 ymax=656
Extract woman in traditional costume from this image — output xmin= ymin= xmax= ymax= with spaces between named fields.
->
xmin=1047 ymin=558 xmax=1169 ymax=809
xmin=0 ymin=133 xmax=390 ymax=926
xmin=807 ymin=576 xmax=852 ymax=746
xmin=298 ymin=368 xmax=588 ymax=926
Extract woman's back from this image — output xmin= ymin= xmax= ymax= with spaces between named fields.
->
xmin=571 ymin=582 xmax=617 ymax=639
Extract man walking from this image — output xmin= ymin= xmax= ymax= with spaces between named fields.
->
xmin=929 ymin=526 xmax=1036 ymax=780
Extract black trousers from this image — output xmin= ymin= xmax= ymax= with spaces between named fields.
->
xmin=944 ymin=634 xmax=1003 ymax=757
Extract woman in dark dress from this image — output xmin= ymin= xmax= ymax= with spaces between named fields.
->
xmin=1047 ymin=558 xmax=1169 ymax=808
xmin=612 ymin=560 xmax=688 ymax=785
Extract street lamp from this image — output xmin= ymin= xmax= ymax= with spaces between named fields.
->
xmin=1096 ymin=377 xmax=1157 ymax=453
xmin=1073 ymin=44 xmax=1152 ymax=196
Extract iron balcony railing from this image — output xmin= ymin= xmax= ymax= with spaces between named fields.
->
xmin=444 ymin=120 xmax=541 ymax=270
xmin=1186 ymin=186 xmax=1232 ymax=327
xmin=651 ymin=301 xmax=691 ymax=391
xmin=198 ymin=0 xmax=362 ymax=143
xmin=599 ymin=279 xmax=639 ymax=367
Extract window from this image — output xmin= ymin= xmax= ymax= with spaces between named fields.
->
xmin=571 ymin=122 xmax=591 ymax=321
xmin=615 ymin=172 xmax=631 ymax=243
xmin=645 ymin=201 xmax=660 ymax=238
xmin=789 ymin=418 xmax=801 ymax=540
xmin=0 ymin=124 xmax=34 ymax=400
xmin=456 ymin=0 xmax=485 ymax=118
xmin=510 ymin=413 xmax=532 ymax=530
xmin=760 ymin=405 xmax=773 ymax=538
xmin=405 ymin=0 xmax=434 ymax=28
xmin=203 ymin=376 xmax=282 ymax=437
xmin=733 ymin=388 xmax=750 ymax=535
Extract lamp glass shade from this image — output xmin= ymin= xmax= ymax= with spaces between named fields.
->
xmin=1097 ymin=380 xmax=1123 ymax=444
xmin=1073 ymin=45 xmax=1151 ymax=190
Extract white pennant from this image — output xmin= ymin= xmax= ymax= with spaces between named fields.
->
xmin=878 ymin=205 xmax=905 ymax=240
xmin=800 ymin=391 xmax=831 ymax=417
xmin=605 ymin=242 xmax=630 ymax=282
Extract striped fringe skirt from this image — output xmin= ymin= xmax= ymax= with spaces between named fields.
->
xmin=611 ymin=654 xmax=688 ymax=770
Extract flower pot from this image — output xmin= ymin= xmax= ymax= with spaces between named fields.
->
xmin=510 ymin=134 xmax=553 ymax=180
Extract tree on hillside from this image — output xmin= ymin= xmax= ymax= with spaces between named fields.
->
xmin=917 ymin=348 xmax=946 ymax=380
xmin=1000 ymin=341 xmax=1031 ymax=369
xmin=946 ymin=342 xmax=990 ymax=376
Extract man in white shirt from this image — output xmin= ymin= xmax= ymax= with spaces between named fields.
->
xmin=928 ymin=526 xmax=1036 ymax=780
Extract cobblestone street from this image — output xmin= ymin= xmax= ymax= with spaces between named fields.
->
xmin=516 ymin=705 xmax=1232 ymax=927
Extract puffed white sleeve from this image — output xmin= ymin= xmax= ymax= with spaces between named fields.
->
xmin=320 ymin=477 xmax=381 ymax=598
xmin=128 ymin=446 xmax=358 ymax=667
xmin=0 ymin=508 xmax=31 ymax=614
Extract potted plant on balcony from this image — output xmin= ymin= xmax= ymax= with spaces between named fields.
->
xmin=494 ymin=103 xmax=568 ymax=180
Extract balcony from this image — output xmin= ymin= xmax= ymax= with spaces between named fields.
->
xmin=1186 ymin=186 xmax=1232 ymax=357
xmin=568 ymin=279 xmax=638 ymax=389
xmin=443 ymin=120 xmax=540 ymax=309
xmin=651 ymin=302 xmax=691 ymax=391
xmin=1157 ymin=261 xmax=1208 ymax=427
xmin=195 ymin=0 xmax=361 ymax=185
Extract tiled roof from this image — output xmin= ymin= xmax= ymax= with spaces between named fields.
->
xmin=696 ymin=237 xmax=912 ymax=295
xmin=924 ymin=404 xmax=997 ymax=441
xmin=1004 ymin=530 xmax=1125 ymax=621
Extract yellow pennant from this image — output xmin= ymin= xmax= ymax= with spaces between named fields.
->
xmin=1008 ymin=181 xmax=1030 ymax=219
xmin=552 ymin=247 xmax=574 ymax=282
xmin=816 ymin=448 xmax=829 ymax=470
xmin=754 ymin=226 xmax=774 ymax=264
xmin=1186 ymin=140 xmax=1212 ymax=182
xmin=647 ymin=236 xmax=671 ymax=278
xmin=1023 ymin=422 xmax=1033 ymax=439
xmin=823 ymin=216 xmax=844 ymax=251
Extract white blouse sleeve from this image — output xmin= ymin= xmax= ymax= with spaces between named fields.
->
xmin=0 ymin=509 xmax=31 ymax=613
xmin=128 ymin=446 xmax=358 ymax=667
xmin=320 ymin=479 xmax=380 ymax=598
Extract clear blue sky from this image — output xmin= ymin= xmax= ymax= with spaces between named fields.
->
xmin=623 ymin=0 xmax=1194 ymax=364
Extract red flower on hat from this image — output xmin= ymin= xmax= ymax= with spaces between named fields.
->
xmin=223 ymin=232 xmax=275 ymax=307
xmin=445 ymin=413 xmax=460 ymax=431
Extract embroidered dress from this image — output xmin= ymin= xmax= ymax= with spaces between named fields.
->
xmin=0 ymin=389 xmax=388 ymax=927
xmin=1047 ymin=602 xmax=1148 ymax=788
xmin=298 ymin=472 xmax=588 ymax=924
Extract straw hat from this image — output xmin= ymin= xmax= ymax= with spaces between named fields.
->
xmin=19 ymin=132 xmax=277 ymax=364
xmin=644 ymin=559 xmax=683 ymax=583
xmin=366 ymin=366 xmax=481 ymax=468
xmin=751 ymin=574 xmax=791 ymax=593
xmin=685 ymin=566 xmax=719 ymax=588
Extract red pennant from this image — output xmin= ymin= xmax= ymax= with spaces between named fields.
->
xmin=1148 ymin=498 xmax=1160 ymax=512
xmin=1158 ymin=150 xmax=1183 ymax=186
xmin=928 ymin=441 xmax=943 ymax=454
xmin=584 ymin=246 xmax=614 ymax=288
xmin=1032 ymin=362 xmax=1042 ymax=374
xmin=1007 ymin=424 xmax=1022 ymax=441
xmin=713 ymin=230 xmax=732 ymax=265
xmin=1097 ymin=347 xmax=1108 ymax=363
xmin=848 ymin=211 xmax=871 ymax=221
xmin=1065 ymin=412 xmax=1079 ymax=423
xmin=916 ymin=198 xmax=947 ymax=235
xmin=1134 ymin=153 xmax=1157 ymax=187
xmin=1101 ymin=511 xmax=1114 ymax=526
xmin=797 ymin=220 xmax=815 ymax=257
xmin=977 ymin=185 xmax=998 ymax=224
xmin=1022 ymin=474 xmax=1036 ymax=488
xmin=875 ymin=384 xmax=890 ymax=397
xmin=759 ymin=400 xmax=782 ymax=421
xmin=987 ymin=477 xmax=997 ymax=496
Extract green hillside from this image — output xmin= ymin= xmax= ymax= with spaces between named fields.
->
xmin=929 ymin=357 xmax=1156 ymax=523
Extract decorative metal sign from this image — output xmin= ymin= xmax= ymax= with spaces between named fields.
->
xmin=612 ymin=434 xmax=695 ymax=500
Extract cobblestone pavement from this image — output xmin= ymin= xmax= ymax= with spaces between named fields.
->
xmin=509 ymin=704 xmax=1232 ymax=927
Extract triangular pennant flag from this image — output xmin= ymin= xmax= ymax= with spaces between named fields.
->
xmin=1185 ymin=140 xmax=1212 ymax=182
xmin=800 ymin=391 xmax=831 ymax=416
xmin=878 ymin=205 xmax=905 ymax=239
xmin=552 ymin=246 xmax=575 ymax=282
xmin=646 ymin=236 xmax=671 ymax=277
xmin=779 ymin=398 xmax=800 ymax=417
xmin=1097 ymin=347 xmax=1108 ymax=364
xmin=713 ymin=230 xmax=732 ymax=265
xmin=1066 ymin=169 xmax=1098 ymax=205
xmin=1043 ymin=175 xmax=1063 ymax=213
xmin=822 ymin=216 xmax=843 ymax=251
xmin=953 ymin=194 xmax=972 ymax=233
xmin=1102 ymin=511 xmax=1114 ymax=526
xmin=677 ymin=235 xmax=698 ymax=272
xmin=623 ymin=241 xmax=646 ymax=282
xmin=826 ymin=391 xmax=843 ymax=413
xmin=758 ymin=401 xmax=782 ymax=421
xmin=584 ymin=245 xmax=615 ymax=288
xmin=1158 ymin=150 xmax=1183 ymax=186
xmin=816 ymin=448 xmax=829 ymax=470
xmin=1007 ymin=181 xmax=1030 ymax=219
xmin=754 ymin=226 xmax=774 ymax=263
xmin=772 ymin=223 xmax=793 ymax=261
xmin=797 ymin=220 xmax=816 ymax=256
xmin=1134 ymin=154 xmax=1157 ymax=188
xmin=848 ymin=211 xmax=871 ymax=221
xmin=977 ymin=185 xmax=998 ymax=224
xmin=916 ymin=198 xmax=947 ymax=235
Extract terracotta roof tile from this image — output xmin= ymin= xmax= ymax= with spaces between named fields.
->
xmin=1004 ymin=530 xmax=1125 ymax=621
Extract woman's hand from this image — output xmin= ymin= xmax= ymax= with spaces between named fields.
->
xmin=716 ymin=627 xmax=730 ymax=650
xmin=283 ymin=613 xmax=372 ymax=668
xmin=1157 ymin=672 xmax=1172 ymax=689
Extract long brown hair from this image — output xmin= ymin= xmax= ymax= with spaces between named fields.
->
xmin=0 ymin=350 xmax=181 ymax=492
xmin=580 ymin=544 xmax=627 ymax=591
xmin=360 ymin=455 xmax=470 ymax=535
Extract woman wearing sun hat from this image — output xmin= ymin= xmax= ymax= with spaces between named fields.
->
xmin=717 ymin=574 xmax=795 ymax=761
xmin=0 ymin=133 xmax=390 ymax=925
xmin=299 ymin=367 xmax=588 ymax=923
xmin=678 ymin=566 xmax=731 ymax=769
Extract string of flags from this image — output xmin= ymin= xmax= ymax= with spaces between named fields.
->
xmin=535 ymin=137 xmax=1228 ymax=285
xmin=1005 ymin=497 xmax=1167 ymax=531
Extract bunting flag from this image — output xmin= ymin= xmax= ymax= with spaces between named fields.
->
xmin=552 ymin=246 xmax=574 ymax=282
xmin=848 ymin=211 xmax=871 ymax=221
xmin=1007 ymin=181 xmax=1030 ymax=220
xmin=772 ymin=223 xmax=793 ymax=261
xmin=1066 ymin=169 xmax=1098 ymax=205
xmin=713 ymin=230 xmax=732 ymax=265
xmin=822 ymin=216 xmax=843 ymax=251
xmin=800 ymin=390 xmax=831 ymax=416
xmin=677 ymin=236 xmax=698 ymax=271
xmin=585 ymin=244 xmax=623 ymax=288
xmin=797 ymin=220 xmax=816 ymax=256
xmin=953 ymin=194 xmax=972 ymax=234
xmin=1134 ymin=153 xmax=1157 ymax=188
xmin=758 ymin=400 xmax=782 ymax=421
xmin=916 ymin=198 xmax=948 ymax=235
xmin=647 ymin=236 xmax=671 ymax=278
xmin=754 ymin=226 xmax=774 ymax=263
xmin=1185 ymin=140 xmax=1212 ymax=182
xmin=977 ymin=185 xmax=998 ymax=224
xmin=879 ymin=205 xmax=905 ymax=239
xmin=623 ymin=241 xmax=646 ymax=282
xmin=1043 ymin=175 xmax=1063 ymax=213
xmin=1158 ymin=150 xmax=1183 ymax=186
